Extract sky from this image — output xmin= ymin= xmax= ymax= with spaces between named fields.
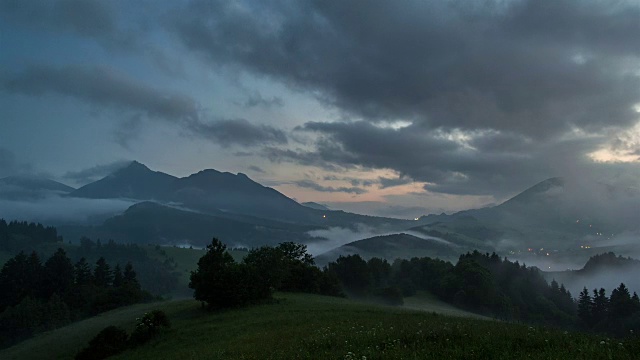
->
xmin=1 ymin=0 xmax=639 ymax=219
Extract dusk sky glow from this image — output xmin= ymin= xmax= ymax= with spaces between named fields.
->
xmin=1 ymin=0 xmax=639 ymax=218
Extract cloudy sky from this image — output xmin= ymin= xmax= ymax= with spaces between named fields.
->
xmin=1 ymin=0 xmax=639 ymax=218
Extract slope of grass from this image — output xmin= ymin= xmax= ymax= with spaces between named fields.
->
xmin=0 ymin=301 xmax=173 ymax=360
xmin=403 ymin=291 xmax=488 ymax=319
xmin=4 ymin=293 xmax=640 ymax=360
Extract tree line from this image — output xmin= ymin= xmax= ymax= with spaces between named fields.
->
xmin=578 ymin=283 xmax=640 ymax=336
xmin=190 ymin=239 xmax=341 ymax=309
xmin=0 ymin=248 xmax=150 ymax=348
xmin=0 ymin=219 xmax=60 ymax=252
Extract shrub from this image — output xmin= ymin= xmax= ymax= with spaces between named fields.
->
xmin=75 ymin=326 xmax=128 ymax=360
xmin=129 ymin=310 xmax=171 ymax=345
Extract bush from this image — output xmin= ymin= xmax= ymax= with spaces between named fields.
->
xmin=75 ymin=326 xmax=128 ymax=360
xmin=129 ymin=310 xmax=171 ymax=345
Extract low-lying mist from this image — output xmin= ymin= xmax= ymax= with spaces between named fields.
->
xmin=0 ymin=195 xmax=135 ymax=225
xmin=305 ymin=224 xmax=454 ymax=256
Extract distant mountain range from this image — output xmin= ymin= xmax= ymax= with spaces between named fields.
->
xmin=2 ymin=162 xmax=638 ymax=263
xmin=68 ymin=161 xmax=400 ymax=227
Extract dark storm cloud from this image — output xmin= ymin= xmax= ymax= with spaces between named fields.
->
xmin=293 ymin=180 xmax=367 ymax=195
xmin=167 ymin=0 xmax=640 ymax=196
xmin=63 ymin=160 xmax=131 ymax=185
xmin=190 ymin=118 xmax=287 ymax=148
xmin=378 ymin=176 xmax=414 ymax=189
xmin=3 ymin=65 xmax=287 ymax=148
xmin=271 ymin=121 xmax=605 ymax=196
xmin=169 ymin=0 xmax=640 ymax=136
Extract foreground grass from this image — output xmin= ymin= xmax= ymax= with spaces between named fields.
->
xmin=0 ymin=301 xmax=171 ymax=360
xmin=5 ymin=293 xmax=640 ymax=359
xmin=114 ymin=294 xmax=638 ymax=360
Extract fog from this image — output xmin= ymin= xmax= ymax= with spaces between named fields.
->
xmin=306 ymin=225 xmax=384 ymax=256
xmin=0 ymin=195 xmax=135 ymax=225
xmin=306 ymin=224 xmax=453 ymax=256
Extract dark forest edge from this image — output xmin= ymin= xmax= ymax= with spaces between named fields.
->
xmin=190 ymin=237 xmax=640 ymax=339
xmin=3 ymin=218 xmax=640 ymax=351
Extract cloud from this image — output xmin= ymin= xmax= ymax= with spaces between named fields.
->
xmin=3 ymin=64 xmax=287 ymax=148
xmin=237 ymin=92 xmax=284 ymax=109
xmin=169 ymin=0 xmax=640 ymax=136
xmin=294 ymin=179 xmax=367 ymax=195
xmin=0 ymin=195 xmax=135 ymax=225
xmin=191 ymin=118 xmax=287 ymax=148
xmin=378 ymin=176 xmax=414 ymax=189
xmin=168 ymin=0 xmax=640 ymax=196
xmin=0 ymin=147 xmax=33 ymax=177
xmin=1 ymin=0 xmax=132 ymax=50
xmin=248 ymin=165 xmax=265 ymax=173
xmin=63 ymin=160 xmax=131 ymax=185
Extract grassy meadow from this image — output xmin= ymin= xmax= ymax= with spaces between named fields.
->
xmin=3 ymin=292 xmax=640 ymax=360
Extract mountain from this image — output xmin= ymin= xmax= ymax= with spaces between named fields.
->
xmin=69 ymin=161 xmax=413 ymax=228
xmin=315 ymin=233 xmax=461 ymax=265
xmin=57 ymin=201 xmax=322 ymax=248
xmin=168 ymin=169 xmax=311 ymax=222
xmin=0 ymin=175 xmax=75 ymax=200
xmin=415 ymin=176 xmax=640 ymax=252
xmin=70 ymin=161 xmax=177 ymax=200
xmin=302 ymin=202 xmax=330 ymax=211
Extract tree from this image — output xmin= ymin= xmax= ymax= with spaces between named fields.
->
xmin=328 ymin=255 xmax=371 ymax=297
xmin=592 ymin=288 xmax=608 ymax=326
xmin=93 ymin=257 xmax=112 ymax=287
xmin=609 ymin=283 xmax=634 ymax=319
xmin=577 ymin=287 xmax=592 ymax=327
xmin=74 ymin=258 xmax=93 ymax=286
xmin=0 ymin=252 xmax=44 ymax=311
xmin=112 ymin=265 xmax=124 ymax=288
xmin=43 ymin=248 xmax=74 ymax=298
xmin=190 ymin=238 xmax=270 ymax=309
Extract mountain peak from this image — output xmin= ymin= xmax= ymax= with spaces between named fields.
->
xmin=500 ymin=177 xmax=564 ymax=207
xmin=118 ymin=161 xmax=150 ymax=173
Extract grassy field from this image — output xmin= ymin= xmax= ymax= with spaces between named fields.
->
xmin=0 ymin=301 xmax=171 ymax=360
xmin=4 ymin=293 xmax=640 ymax=360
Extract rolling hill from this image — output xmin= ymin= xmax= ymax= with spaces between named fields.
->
xmin=315 ymin=233 xmax=462 ymax=265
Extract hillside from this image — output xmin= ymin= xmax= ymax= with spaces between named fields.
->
xmin=3 ymin=293 xmax=637 ymax=360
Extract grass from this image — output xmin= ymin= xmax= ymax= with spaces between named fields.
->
xmin=6 ymin=293 xmax=640 ymax=359
xmin=403 ymin=291 xmax=488 ymax=319
xmin=0 ymin=300 xmax=173 ymax=360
